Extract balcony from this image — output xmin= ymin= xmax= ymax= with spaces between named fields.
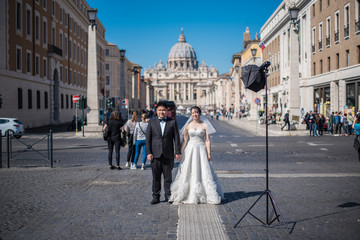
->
xmin=326 ymin=36 xmax=330 ymax=47
xmin=312 ymin=44 xmax=315 ymax=54
xmin=334 ymin=31 xmax=339 ymax=44
xmin=356 ymin=20 xmax=360 ymax=34
xmin=318 ymin=41 xmax=323 ymax=51
xmin=48 ymin=45 xmax=63 ymax=58
xmin=344 ymin=25 xmax=349 ymax=39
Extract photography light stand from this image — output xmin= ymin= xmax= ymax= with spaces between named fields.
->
xmin=234 ymin=64 xmax=290 ymax=233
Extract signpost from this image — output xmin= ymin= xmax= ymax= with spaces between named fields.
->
xmin=122 ymin=98 xmax=129 ymax=119
xmin=73 ymin=95 xmax=80 ymax=132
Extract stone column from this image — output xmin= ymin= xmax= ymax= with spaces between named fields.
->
xmin=183 ymin=83 xmax=187 ymax=102
xmin=188 ymin=83 xmax=191 ymax=101
xmin=146 ymin=83 xmax=150 ymax=110
xmin=226 ymin=80 xmax=231 ymax=110
xmin=338 ymin=79 xmax=346 ymax=112
xmin=83 ymin=24 xmax=101 ymax=136
xmin=288 ymin=25 xmax=300 ymax=116
xmin=234 ymin=72 xmax=240 ymax=114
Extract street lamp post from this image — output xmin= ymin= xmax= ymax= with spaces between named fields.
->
xmin=234 ymin=65 xmax=240 ymax=115
xmin=251 ymin=48 xmax=257 ymax=63
xmin=120 ymin=49 xmax=126 ymax=118
xmin=287 ymin=6 xmax=301 ymax=117
xmin=82 ymin=8 xmax=102 ymax=136
xmin=132 ymin=66 xmax=139 ymax=111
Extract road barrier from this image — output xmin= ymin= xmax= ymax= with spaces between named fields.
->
xmin=3 ymin=130 xmax=53 ymax=168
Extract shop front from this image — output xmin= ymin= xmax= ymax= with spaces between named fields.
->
xmin=346 ymin=81 xmax=360 ymax=115
xmin=313 ymin=85 xmax=330 ymax=118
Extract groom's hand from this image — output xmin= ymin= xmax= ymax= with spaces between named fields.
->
xmin=175 ymin=154 xmax=182 ymax=161
xmin=147 ymin=154 xmax=154 ymax=161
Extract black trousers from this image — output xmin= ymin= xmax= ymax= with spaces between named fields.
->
xmin=281 ymin=120 xmax=290 ymax=130
xmin=108 ymin=140 xmax=121 ymax=166
xmin=126 ymin=134 xmax=135 ymax=163
xmin=151 ymin=156 xmax=174 ymax=199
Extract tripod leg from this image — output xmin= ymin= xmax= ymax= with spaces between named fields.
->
xmin=268 ymin=191 xmax=290 ymax=233
xmin=234 ymin=192 xmax=266 ymax=228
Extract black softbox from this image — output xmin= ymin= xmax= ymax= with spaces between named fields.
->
xmin=241 ymin=62 xmax=270 ymax=92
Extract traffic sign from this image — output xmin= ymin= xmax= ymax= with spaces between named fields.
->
xmin=73 ymin=95 xmax=80 ymax=103
xmin=255 ymin=98 xmax=261 ymax=105
xmin=121 ymin=98 xmax=128 ymax=106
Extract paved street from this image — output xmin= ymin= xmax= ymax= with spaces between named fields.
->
xmin=1 ymin=116 xmax=360 ymax=239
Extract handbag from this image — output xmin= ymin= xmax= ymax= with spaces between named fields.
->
xmin=103 ymin=126 xmax=111 ymax=141
xmin=353 ymin=135 xmax=360 ymax=152
xmin=121 ymin=131 xmax=127 ymax=147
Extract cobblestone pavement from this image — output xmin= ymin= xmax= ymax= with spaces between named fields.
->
xmin=1 ymin=116 xmax=359 ymax=239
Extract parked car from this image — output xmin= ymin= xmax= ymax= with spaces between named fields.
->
xmin=0 ymin=118 xmax=24 ymax=138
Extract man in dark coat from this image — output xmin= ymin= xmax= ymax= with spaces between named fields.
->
xmin=146 ymin=102 xmax=181 ymax=204
xmin=281 ymin=110 xmax=291 ymax=131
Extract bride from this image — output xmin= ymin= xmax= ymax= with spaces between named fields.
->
xmin=169 ymin=106 xmax=224 ymax=204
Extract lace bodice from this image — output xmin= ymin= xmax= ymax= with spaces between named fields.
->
xmin=188 ymin=128 xmax=205 ymax=143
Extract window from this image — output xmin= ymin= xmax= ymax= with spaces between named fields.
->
xmin=69 ymin=69 xmax=72 ymax=83
xmin=59 ymin=8 xmax=62 ymax=22
xmin=106 ymin=76 xmax=110 ymax=85
xmin=52 ymin=27 xmax=55 ymax=45
xmin=16 ymin=47 xmax=21 ymax=71
xmin=18 ymin=88 xmax=23 ymax=109
xmin=64 ymin=36 xmax=68 ymax=56
xmin=336 ymin=53 xmax=340 ymax=69
xmin=319 ymin=0 xmax=322 ymax=11
xmin=35 ymin=15 xmax=39 ymax=40
xmin=346 ymin=83 xmax=356 ymax=107
xmin=335 ymin=11 xmax=340 ymax=43
xmin=26 ymin=51 xmax=31 ymax=73
xmin=43 ymin=20 xmax=47 ymax=44
xmin=106 ymin=90 xmax=109 ymax=98
xmin=66 ymin=94 xmax=69 ymax=108
xmin=35 ymin=55 xmax=39 ymax=75
xmin=319 ymin=22 xmax=323 ymax=51
xmin=28 ymin=89 xmax=32 ymax=109
xmin=105 ymin=49 xmax=109 ymax=56
xmin=312 ymin=27 xmax=316 ymax=53
xmin=61 ymin=94 xmax=64 ymax=109
xmin=356 ymin=0 xmax=360 ymax=33
xmin=320 ymin=59 xmax=323 ymax=74
xmin=106 ymin=64 xmax=109 ymax=70
xmin=44 ymin=91 xmax=48 ymax=109
xmin=59 ymin=32 xmax=63 ymax=50
xmin=60 ymin=66 xmax=63 ymax=82
xmin=70 ymin=95 xmax=73 ymax=108
xmin=346 ymin=49 xmax=350 ymax=66
xmin=43 ymin=58 xmax=47 ymax=77
xmin=73 ymin=71 xmax=76 ymax=85
xmin=69 ymin=39 xmax=71 ymax=58
xmin=358 ymin=45 xmax=360 ymax=63
xmin=326 ymin=17 xmax=331 ymax=47
xmin=26 ymin=9 xmax=31 ymax=35
xmin=43 ymin=0 xmax=47 ymax=9
xmin=36 ymin=90 xmax=41 ymax=109
xmin=344 ymin=4 xmax=350 ymax=39
xmin=313 ymin=62 xmax=316 ymax=75
xmin=65 ymin=67 xmax=68 ymax=83
xmin=64 ymin=13 xmax=67 ymax=27
xmin=312 ymin=4 xmax=315 ymax=17
xmin=52 ymin=0 xmax=55 ymax=16
xmin=328 ymin=56 xmax=331 ymax=71
xmin=16 ymin=2 xmax=22 ymax=31
xmin=73 ymin=42 xmax=76 ymax=61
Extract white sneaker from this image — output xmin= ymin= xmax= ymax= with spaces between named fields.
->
xmin=125 ymin=162 xmax=129 ymax=168
xmin=141 ymin=164 xmax=144 ymax=170
xmin=130 ymin=164 xmax=137 ymax=170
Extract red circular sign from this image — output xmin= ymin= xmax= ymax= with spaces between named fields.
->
xmin=73 ymin=95 xmax=80 ymax=103
xmin=121 ymin=98 xmax=128 ymax=106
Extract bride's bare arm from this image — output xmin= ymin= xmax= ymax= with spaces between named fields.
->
xmin=204 ymin=124 xmax=212 ymax=161
xmin=181 ymin=125 xmax=189 ymax=153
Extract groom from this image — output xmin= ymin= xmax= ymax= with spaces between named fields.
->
xmin=146 ymin=101 xmax=182 ymax=204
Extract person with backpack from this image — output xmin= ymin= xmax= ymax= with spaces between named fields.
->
xmin=132 ymin=113 xmax=149 ymax=170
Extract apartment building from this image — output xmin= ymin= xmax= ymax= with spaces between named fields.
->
xmin=0 ymin=0 xmax=106 ymax=128
xmin=306 ymin=0 xmax=360 ymax=116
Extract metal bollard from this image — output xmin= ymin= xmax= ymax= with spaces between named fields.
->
xmin=0 ymin=130 xmax=2 ymax=168
xmin=6 ymin=131 xmax=10 ymax=168
xmin=50 ymin=130 xmax=53 ymax=168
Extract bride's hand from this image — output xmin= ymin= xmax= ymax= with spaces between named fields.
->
xmin=207 ymin=153 xmax=211 ymax=161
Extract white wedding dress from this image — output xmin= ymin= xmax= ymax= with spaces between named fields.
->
xmin=169 ymin=128 xmax=224 ymax=205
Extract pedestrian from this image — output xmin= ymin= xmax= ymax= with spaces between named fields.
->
xmin=333 ymin=112 xmax=340 ymax=135
xmin=352 ymin=115 xmax=360 ymax=161
xmin=132 ymin=113 xmax=149 ymax=170
xmin=338 ymin=111 xmax=344 ymax=135
xmin=343 ymin=113 xmax=348 ymax=136
xmin=308 ymin=111 xmax=315 ymax=136
xmin=318 ymin=114 xmax=325 ymax=136
xmin=103 ymin=111 xmax=125 ymax=170
xmin=304 ymin=112 xmax=309 ymax=130
xmin=281 ymin=110 xmax=290 ymax=131
xmin=124 ymin=111 xmax=138 ymax=168
xmin=328 ymin=112 xmax=334 ymax=134
xmin=146 ymin=102 xmax=182 ymax=204
xmin=314 ymin=113 xmax=319 ymax=137
xmin=348 ymin=113 xmax=354 ymax=135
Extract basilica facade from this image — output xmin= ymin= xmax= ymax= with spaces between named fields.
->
xmin=144 ymin=31 xmax=218 ymax=108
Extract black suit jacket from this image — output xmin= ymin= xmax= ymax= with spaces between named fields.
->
xmin=146 ymin=117 xmax=181 ymax=159
xmin=107 ymin=119 xmax=125 ymax=142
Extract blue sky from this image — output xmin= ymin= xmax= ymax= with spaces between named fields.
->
xmin=87 ymin=0 xmax=282 ymax=74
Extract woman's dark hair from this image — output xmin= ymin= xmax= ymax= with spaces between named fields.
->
xmin=191 ymin=106 xmax=202 ymax=114
xmin=110 ymin=111 xmax=120 ymax=120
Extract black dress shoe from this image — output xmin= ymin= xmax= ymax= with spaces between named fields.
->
xmin=109 ymin=165 xmax=115 ymax=170
xmin=116 ymin=166 xmax=122 ymax=170
xmin=150 ymin=197 xmax=160 ymax=205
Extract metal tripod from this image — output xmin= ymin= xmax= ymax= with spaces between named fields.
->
xmin=234 ymin=65 xmax=289 ymax=233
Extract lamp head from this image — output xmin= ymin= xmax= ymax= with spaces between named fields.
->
xmin=87 ymin=8 xmax=98 ymax=23
xmin=120 ymin=49 xmax=126 ymax=58
xmin=251 ymin=48 xmax=257 ymax=57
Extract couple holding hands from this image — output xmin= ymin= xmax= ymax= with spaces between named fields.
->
xmin=146 ymin=102 xmax=223 ymax=205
